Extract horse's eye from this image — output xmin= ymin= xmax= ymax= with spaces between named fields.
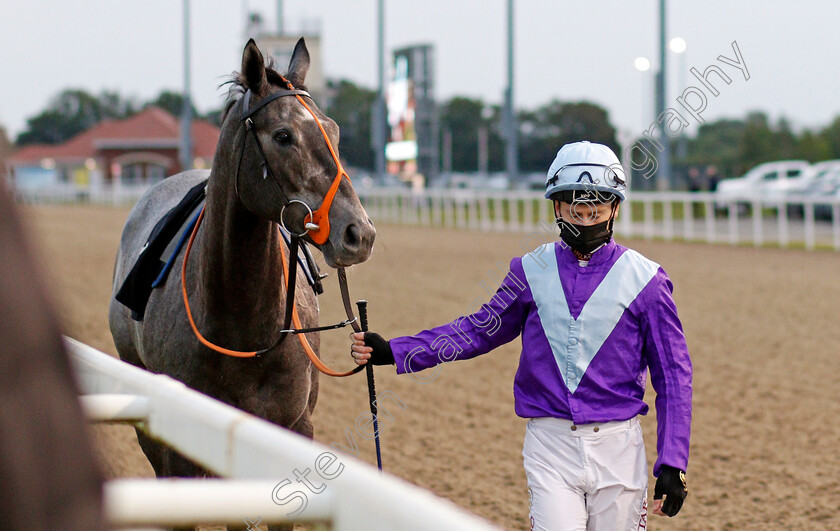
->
xmin=274 ymin=130 xmax=292 ymax=145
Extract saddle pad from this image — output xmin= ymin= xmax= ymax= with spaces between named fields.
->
xmin=115 ymin=180 xmax=324 ymax=321
xmin=115 ymin=180 xmax=209 ymax=320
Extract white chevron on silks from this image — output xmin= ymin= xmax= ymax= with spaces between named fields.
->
xmin=522 ymin=244 xmax=660 ymax=393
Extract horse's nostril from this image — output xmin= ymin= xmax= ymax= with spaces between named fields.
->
xmin=344 ymin=223 xmax=360 ymax=248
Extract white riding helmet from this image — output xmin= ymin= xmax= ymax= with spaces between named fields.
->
xmin=544 ymin=141 xmax=627 ymax=202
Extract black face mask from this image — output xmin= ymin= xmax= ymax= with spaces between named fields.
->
xmin=557 ymin=218 xmax=613 ymax=255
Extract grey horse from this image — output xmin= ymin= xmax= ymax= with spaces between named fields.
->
xmin=108 ymin=39 xmax=375 ymax=530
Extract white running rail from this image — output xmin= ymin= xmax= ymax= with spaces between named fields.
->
xmin=356 ymin=189 xmax=840 ymax=251
xmin=20 ymin=184 xmax=840 ymax=250
xmin=67 ymin=338 xmax=499 ymax=530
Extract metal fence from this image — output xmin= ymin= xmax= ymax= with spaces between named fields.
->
xmin=68 ymin=338 xmax=498 ymax=530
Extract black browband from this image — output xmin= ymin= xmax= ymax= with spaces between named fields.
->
xmin=242 ymin=88 xmax=312 ymax=121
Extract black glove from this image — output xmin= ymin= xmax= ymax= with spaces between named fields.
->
xmin=653 ymin=465 xmax=688 ymax=517
xmin=363 ymin=332 xmax=395 ymax=366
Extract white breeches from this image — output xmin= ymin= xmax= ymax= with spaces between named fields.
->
xmin=523 ymin=417 xmax=649 ymax=531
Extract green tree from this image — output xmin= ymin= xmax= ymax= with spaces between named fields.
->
xmin=819 ymin=116 xmax=840 ymax=159
xmin=202 ymin=108 xmax=224 ymax=127
xmin=682 ymin=118 xmax=746 ymax=177
xmin=518 ymin=100 xmax=619 ymax=172
xmin=795 ymin=130 xmax=832 ymax=162
xmin=16 ymin=89 xmax=136 ymax=146
xmin=145 ymin=90 xmax=198 ymax=119
xmin=773 ymin=117 xmax=797 ymax=160
xmin=324 ymin=79 xmax=376 ymax=170
xmin=738 ymin=111 xmax=776 ymax=172
xmin=483 ymin=104 xmax=506 ymax=172
xmin=439 ymin=97 xmax=484 ymax=172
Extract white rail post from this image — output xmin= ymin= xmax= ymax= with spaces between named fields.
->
xmin=468 ymin=197 xmax=478 ymax=230
xmin=420 ymin=193 xmax=431 ymax=226
xmin=386 ymin=192 xmax=394 ymax=224
xmin=683 ymin=197 xmax=693 ymax=241
xmin=619 ymin=196 xmax=632 ymax=238
xmin=432 ymin=192 xmax=442 ymax=227
xmin=728 ymin=202 xmax=738 ymax=245
xmin=752 ymin=199 xmax=763 ymax=248
xmin=507 ymin=196 xmax=518 ymax=232
xmin=376 ymin=193 xmax=385 ymax=222
xmin=804 ymin=201 xmax=816 ymax=251
xmin=446 ymin=195 xmax=456 ymax=228
xmin=494 ymin=195 xmax=506 ymax=232
xmin=379 ymin=192 xmax=387 ymax=223
xmin=427 ymin=194 xmax=435 ymax=226
xmin=663 ymin=198 xmax=673 ymax=241
xmin=386 ymin=192 xmax=395 ymax=223
xmin=644 ymin=197 xmax=655 ymax=240
xmin=778 ymin=199 xmax=789 ymax=248
xmin=396 ymin=191 xmax=404 ymax=224
xmin=400 ymin=192 xmax=410 ymax=224
xmin=411 ymin=193 xmax=420 ymax=225
xmin=479 ymin=196 xmax=491 ymax=231
xmin=705 ymin=198 xmax=716 ymax=243
xmin=523 ymin=196 xmax=535 ymax=233
xmin=833 ymin=203 xmax=840 ymax=251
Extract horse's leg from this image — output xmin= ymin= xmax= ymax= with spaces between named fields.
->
xmin=135 ymin=429 xmax=166 ymax=477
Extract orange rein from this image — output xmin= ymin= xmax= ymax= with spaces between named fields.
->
xmin=180 ymin=206 xmax=359 ymax=376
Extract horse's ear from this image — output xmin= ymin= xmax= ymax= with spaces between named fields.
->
xmin=241 ymin=39 xmax=268 ymax=95
xmin=286 ymin=38 xmax=310 ymax=87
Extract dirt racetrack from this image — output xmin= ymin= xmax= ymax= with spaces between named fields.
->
xmin=21 ymin=203 xmax=840 ymax=530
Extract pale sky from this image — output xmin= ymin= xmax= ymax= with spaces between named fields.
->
xmin=2 ymin=0 xmax=839 ymax=144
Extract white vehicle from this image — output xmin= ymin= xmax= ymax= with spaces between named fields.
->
xmin=786 ymin=159 xmax=840 ymax=194
xmin=715 ymin=160 xmax=810 ymax=205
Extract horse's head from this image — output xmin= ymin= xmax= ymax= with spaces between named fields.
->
xmin=221 ymin=38 xmax=375 ymax=268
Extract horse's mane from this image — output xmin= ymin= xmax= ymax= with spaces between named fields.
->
xmin=220 ymin=58 xmax=309 ymax=122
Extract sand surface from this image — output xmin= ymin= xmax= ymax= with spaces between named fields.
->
xmin=21 ymin=203 xmax=840 ymax=530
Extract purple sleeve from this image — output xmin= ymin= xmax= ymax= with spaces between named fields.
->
xmin=389 ymin=258 xmax=528 ymax=377
xmin=642 ymin=268 xmax=693 ymax=477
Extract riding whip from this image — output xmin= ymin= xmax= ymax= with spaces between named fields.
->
xmin=356 ymin=300 xmax=383 ymax=471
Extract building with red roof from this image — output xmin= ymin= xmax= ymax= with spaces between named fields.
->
xmin=6 ymin=107 xmax=219 ymax=191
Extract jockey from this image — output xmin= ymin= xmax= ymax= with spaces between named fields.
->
xmin=351 ymin=141 xmax=692 ymax=530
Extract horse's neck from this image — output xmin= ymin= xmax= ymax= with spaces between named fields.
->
xmin=196 ymin=184 xmax=287 ymax=338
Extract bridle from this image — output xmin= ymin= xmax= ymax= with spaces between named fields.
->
xmin=235 ymin=80 xmax=347 ymax=245
xmin=180 ymin=76 xmax=365 ymax=377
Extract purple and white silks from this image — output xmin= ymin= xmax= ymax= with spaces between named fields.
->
xmin=389 ymin=240 xmax=692 ymax=475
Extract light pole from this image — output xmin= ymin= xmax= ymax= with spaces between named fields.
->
xmin=179 ymin=0 xmax=193 ymax=173
xmin=655 ymin=0 xmax=670 ymax=190
xmin=504 ymin=0 xmax=518 ymax=184
xmin=634 ymin=56 xmax=651 ymax=130
xmin=373 ymin=0 xmax=387 ymax=181
xmin=634 ymin=56 xmax=652 ymax=191
xmin=669 ymin=37 xmax=688 ymax=164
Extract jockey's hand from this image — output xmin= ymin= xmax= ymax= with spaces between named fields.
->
xmin=653 ymin=465 xmax=688 ymax=517
xmin=350 ymin=332 xmax=395 ymax=366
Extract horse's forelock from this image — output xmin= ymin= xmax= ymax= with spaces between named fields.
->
xmin=220 ymin=61 xmax=311 ymax=124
